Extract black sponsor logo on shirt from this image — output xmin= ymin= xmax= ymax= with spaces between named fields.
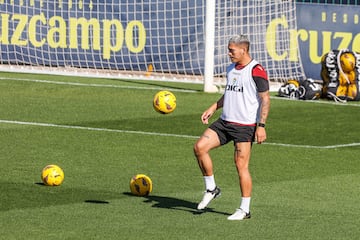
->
xmin=226 ymin=85 xmax=244 ymax=92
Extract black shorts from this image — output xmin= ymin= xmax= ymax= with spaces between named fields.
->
xmin=209 ymin=118 xmax=256 ymax=145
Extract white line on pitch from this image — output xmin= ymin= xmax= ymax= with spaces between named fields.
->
xmin=0 ymin=77 xmax=198 ymax=93
xmin=270 ymin=96 xmax=360 ymax=107
xmin=0 ymin=119 xmax=198 ymax=139
xmin=263 ymin=142 xmax=360 ymax=149
xmin=1 ymin=119 xmax=359 ymax=149
xmin=3 ymin=76 xmax=360 ymax=107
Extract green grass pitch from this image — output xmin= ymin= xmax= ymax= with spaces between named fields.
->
xmin=0 ymin=72 xmax=359 ymax=239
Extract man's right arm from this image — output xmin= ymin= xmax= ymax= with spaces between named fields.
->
xmin=201 ymin=95 xmax=224 ymax=124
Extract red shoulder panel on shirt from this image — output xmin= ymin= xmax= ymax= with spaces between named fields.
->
xmin=252 ymin=64 xmax=268 ymax=80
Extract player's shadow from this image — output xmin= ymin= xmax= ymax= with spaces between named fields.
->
xmin=123 ymin=192 xmax=230 ymax=216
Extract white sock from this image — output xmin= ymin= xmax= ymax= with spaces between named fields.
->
xmin=240 ymin=197 xmax=251 ymax=213
xmin=203 ymin=175 xmax=216 ymax=191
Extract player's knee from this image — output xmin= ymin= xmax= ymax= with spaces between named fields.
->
xmin=234 ymin=157 xmax=250 ymax=171
xmin=193 ymin=142 xmax=201 ymax=156
xmin=193 ymin=141 xmax=206 ymax=156
xmin=238 ymin=165 xmax=250 ymax=174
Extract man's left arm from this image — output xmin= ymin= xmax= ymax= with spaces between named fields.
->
xmin=252 ymin=64 xmax=270 ymax=144
xmin=256 ymin=91 xmax=270 ymax=144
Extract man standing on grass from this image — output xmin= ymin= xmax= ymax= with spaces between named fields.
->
xmin=193 ymin=34 xmax=270 ymax=220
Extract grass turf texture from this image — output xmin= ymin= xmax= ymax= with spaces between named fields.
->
xmin=0 ymin=72 xmax=360 ymax=239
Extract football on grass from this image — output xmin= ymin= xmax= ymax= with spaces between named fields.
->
xmin=41 ymin=164 xmax=64 ymax=186
xmin=153 ymin=90 xmax=176 ymax=114
xmin=130 ymin=174 xmax=153 ymax=196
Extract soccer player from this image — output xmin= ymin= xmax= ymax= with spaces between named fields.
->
xmin=194 ymin=34 xmax=270 ymax=220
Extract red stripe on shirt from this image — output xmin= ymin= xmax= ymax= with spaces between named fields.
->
xmin=225 ymin=121 xmax=256 ymax=127
xmin=252 ymin=64 xmax=268 ymax=80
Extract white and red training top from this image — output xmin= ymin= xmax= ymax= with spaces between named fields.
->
xmin=220 ymin=60 xmax=269 ymax=125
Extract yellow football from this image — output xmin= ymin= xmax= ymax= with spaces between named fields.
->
xmin=130 ymin=174 xmax=153 ymax=196
xmin=153 ymin=90 xmax=176 ymax=114
xmin=41 ymin=164 xmax=64 ymax=186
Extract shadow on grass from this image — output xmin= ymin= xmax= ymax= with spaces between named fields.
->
xmin=123 ymin=192 xmax=230 ymax=216
xmin=0 ymin=181 xmax=119 ymax=211
xmin=69 ymin=113 xmax=202 ymax=136
xmin=84 ymin=200 xmax=110 ymax=204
